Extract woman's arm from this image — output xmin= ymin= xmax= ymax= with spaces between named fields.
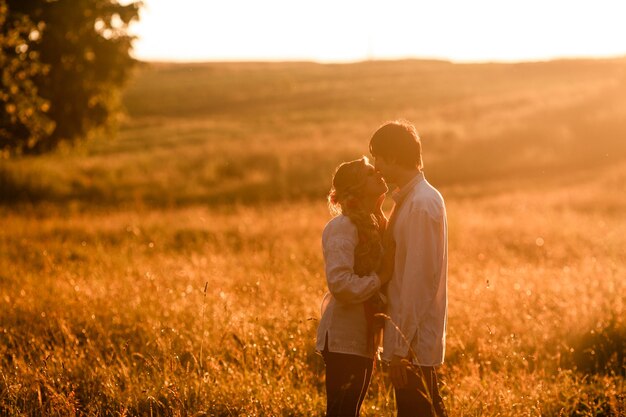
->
xmin=323 ymin=236 xmax=381 ymax=304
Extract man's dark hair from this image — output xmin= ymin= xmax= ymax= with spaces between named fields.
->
xmin=369 ymin=120 xmax=423 ymax=169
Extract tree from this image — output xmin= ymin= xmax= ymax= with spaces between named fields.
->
xmin=0 ymin=0 xmax=140 ymax=155
xmin=0 ymin=0 xmax=54 ymax=156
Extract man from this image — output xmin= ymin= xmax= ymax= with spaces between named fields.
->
xmin=369 ymin=120 xmax=448 ymax=417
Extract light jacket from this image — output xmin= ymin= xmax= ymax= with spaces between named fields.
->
xmin=316 ymin=215 xmax=381 ymax=359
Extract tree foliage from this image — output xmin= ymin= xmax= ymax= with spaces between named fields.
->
xmin=0 ymin=0 xmax=54 ymax=156
xmin=0 ymin=0 xmax=140 ymax=156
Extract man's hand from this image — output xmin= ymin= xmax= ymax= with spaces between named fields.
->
xmin=389 ymin=354 xmax=410 ymax=389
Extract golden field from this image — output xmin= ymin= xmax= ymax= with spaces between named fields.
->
xmin=0 ymin=58 xmax=625 ymax=415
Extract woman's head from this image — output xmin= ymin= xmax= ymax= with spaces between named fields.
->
xmin=329 ymin=158 xmax=386 ymax=274
xmin=328 ymin=156 xmax=387 ymax=215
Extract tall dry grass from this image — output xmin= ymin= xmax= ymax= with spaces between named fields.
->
xmin=1 ymin=58 xmax=625 ymax=415
xmin=1 ymin=167 xmax=624 ymax=414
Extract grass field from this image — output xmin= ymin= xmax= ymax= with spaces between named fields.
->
xmin=1 ymin=58 xmax=625 ymax=415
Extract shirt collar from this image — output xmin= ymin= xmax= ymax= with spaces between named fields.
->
xmin=392 ymin=171 xmax=424 ymax=205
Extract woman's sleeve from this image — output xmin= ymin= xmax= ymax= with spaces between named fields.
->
xmin=323 ymin=235 xmax=381 ymax=304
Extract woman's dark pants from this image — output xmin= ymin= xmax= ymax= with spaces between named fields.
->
xmin=322 ymin=350 xmax=374 ymax=417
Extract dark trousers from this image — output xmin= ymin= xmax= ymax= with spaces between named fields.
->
xmin=395 ymin=365 xmax=447 ymax=417
xmin=322 ymin=350 xmax=374 ymax=417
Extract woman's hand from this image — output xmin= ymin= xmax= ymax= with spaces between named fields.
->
xmin=376 ymin=240 xmax=396 ymax=284
xmin=375 ymin=194 xmax=387 ymax=221
xmin=375 ymin=193 xmax=386 ymax=213
xmin=375 ymin=194 xmax=388 ymax=233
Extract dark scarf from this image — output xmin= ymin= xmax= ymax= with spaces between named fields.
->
xmin=352 ymin=215 xmax=386 ymax=355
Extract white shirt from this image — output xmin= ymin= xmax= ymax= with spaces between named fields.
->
xmin=382 ymin=172 xmax=448 ymax=366
xmin=316 ymin=215 xmax=382 ymax=358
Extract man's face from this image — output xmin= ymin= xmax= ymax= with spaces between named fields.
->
xmin=372 ymin=154 xmax=396 ymax=184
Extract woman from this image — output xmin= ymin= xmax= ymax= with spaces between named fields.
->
xmin=316 ymin=157 xmax=395 ymax=417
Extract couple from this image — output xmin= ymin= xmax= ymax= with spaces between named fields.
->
xmin=316 ymin=120 xmax=448 ymax=417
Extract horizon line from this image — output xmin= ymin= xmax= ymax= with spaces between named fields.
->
xmin=132 ymin=53 xmax=626 ymax=66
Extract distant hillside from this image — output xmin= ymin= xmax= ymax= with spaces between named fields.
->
xmin=124 ymin=59 xmax=626 ymax=120
xmin=123 ymin=58 xmax=626 ymax=187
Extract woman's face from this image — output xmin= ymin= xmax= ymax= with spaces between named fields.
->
xmin=361 ymin=162 xmax=388 ymax=199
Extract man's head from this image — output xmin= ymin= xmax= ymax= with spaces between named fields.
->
xmin=369 ymin=120 xmax=422 ymax=183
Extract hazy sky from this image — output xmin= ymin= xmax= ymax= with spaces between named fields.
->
xmin=130 ymin=0 xmax=626 ymax=63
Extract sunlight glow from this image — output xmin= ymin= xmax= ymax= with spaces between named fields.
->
xmin=131 ymin=0 xmax=626 ymax=63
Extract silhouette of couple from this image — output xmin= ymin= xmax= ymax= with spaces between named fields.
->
xmin=317 ymin=120 xmax=448 ymax=417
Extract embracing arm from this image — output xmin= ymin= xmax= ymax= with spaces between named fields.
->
xmin=323 ymin=235 xmax=381 ymax=304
